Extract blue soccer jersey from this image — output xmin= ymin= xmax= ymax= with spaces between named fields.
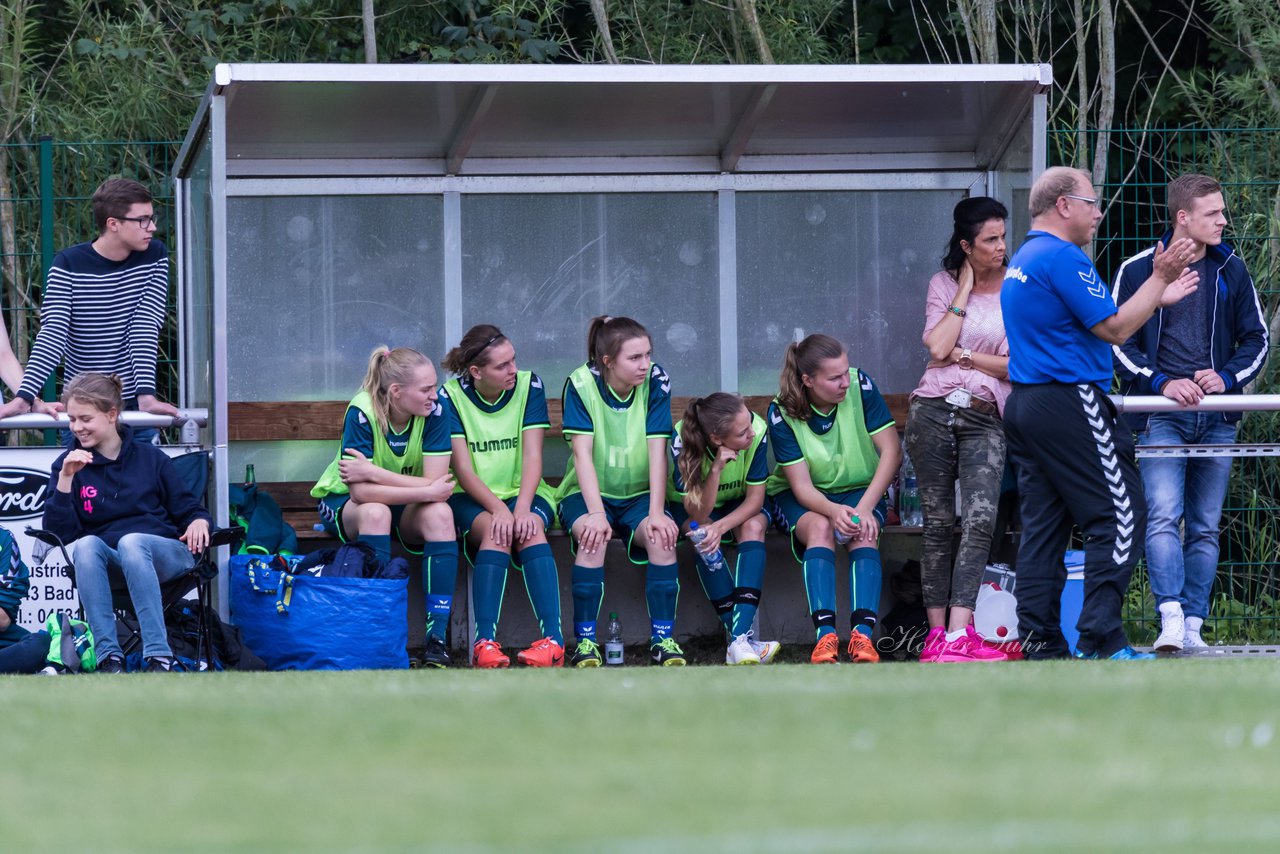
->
xmin=561 ymin=362 xmax=673 ymax=439
xmin=1003 ymin=230 xmax=1117 ymax=387
xmin=769 ymin=370 xmax=895 ymax=466
xmin=669 ymin=420 xmax=771 ymax=496
xmin=446 ymin=372 xmax=552 ymax=436
xmin=341 ymin=394 xmax=454 ymax=460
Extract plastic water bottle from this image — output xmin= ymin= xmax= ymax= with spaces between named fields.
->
xmin=687 ymin=521 xmax=726 ymax=572
xmin=834 ymin=515 xmax=855 ymax=545
xmin=604 ymin=613 xmax=624 ymax=666
xmin=900 ymin=453 xmax=923 ymax=527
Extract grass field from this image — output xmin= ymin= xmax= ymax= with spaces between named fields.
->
xmin=2 ymin=660 xmax=1278 ymax=852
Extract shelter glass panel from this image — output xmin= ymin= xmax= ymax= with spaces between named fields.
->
xmin=226 ymin=195 xmax=444 ymax=401
xmin=735 ymin=190 xmax=965 ymax=395
xmin=183 ymin=129 xmax=213 ymax=410
xmin=995 ymin=118 xmax=1033 ymax=244
xmin=460 ymin=193 xmax=719 ymax=399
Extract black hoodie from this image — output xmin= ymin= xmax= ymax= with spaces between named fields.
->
xmin=43 ymin=426 xmax=210 ymax=549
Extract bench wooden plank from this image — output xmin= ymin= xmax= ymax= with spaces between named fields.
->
xmin=228 ymin=393 xmax=913 ymax=443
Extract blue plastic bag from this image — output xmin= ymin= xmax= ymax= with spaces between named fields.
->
xmin=229 ymin=555 xmax=409 ymax=670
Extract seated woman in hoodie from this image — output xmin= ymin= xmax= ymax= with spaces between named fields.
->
xmin=43 ymin=373 xmax=210 ymax=673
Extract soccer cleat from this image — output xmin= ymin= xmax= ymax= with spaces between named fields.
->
xmin=569 ymin=638 xmax=603 ymax=668
xmin=1075 ymin=645 xmax=1158 ymax=661
xmin=749 ymin=638 xmax=781 ymax=665
xmin=472 ymin=639 xmax=510 ymax=669
xmin=1154 ymin=605 xmax=1185 ymax=652
xmin=649 ymin=637 xmax=687 ymax=667
xmin=846 ymin=631 xmax=880 ymax=663
xmin=422 ymin=635 xmax=452 ymax=669
xmin=918 ymin=626 xmax=946 ymax=663
xmin=517 ymin=637 xmax=565 ymax=668
xmin=810 ymin=632 xmax=839 ymax=664
xmin=725 ymin=634 xmax=761 ymax=666
xmin=144 ymin=656 xmax=177 ymax=673
xmin=97 ymin=654 xmax=125 ymax=674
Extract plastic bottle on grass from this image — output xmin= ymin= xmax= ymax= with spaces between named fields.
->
xmin=605 ymin=613 xmax=624 ymax=666
xmin=688 ymin=521 xmax=726 ymax=572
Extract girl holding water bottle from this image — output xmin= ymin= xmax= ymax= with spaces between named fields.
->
xmin=766 ymin=334 xmax=901 ymax=665
xmin=555 ymin=316 xmax=684 ymax=668
xmin=669 ymin=392 xmax=781 ymax=666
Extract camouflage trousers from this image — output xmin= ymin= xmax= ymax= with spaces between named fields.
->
xmin=903 ymin=395 xmax=1006 ymax=610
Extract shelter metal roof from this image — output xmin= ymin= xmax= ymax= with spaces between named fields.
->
xmin=189 ymin=63 xmax=1049 ymax=177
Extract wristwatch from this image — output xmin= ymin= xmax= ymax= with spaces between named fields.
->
xmin=958 ymin=348 xmax=974 ymax=370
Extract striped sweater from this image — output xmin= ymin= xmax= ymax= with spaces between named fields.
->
xmin=18 ymin=240 xmax=169 ymax=403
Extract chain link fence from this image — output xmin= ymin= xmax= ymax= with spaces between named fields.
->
xmin=3 ymin=129 xmax=1276 ymax=641
xmin=1054 ymin=126 xmax=1280 ymax=644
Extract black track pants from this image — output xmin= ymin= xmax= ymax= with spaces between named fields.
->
xmin=1004 ymin=382 xmax=1146 ymax=659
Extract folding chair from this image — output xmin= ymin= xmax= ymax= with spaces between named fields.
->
xmin=26 ymin=449 xmax=244 ymax=668
xmin=25 ymin=525 xmax=243 ymax=667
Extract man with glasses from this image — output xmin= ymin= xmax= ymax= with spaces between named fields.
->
xmin=0 ymin=178 xmax=178 ymax=439
xmin=1113 ymin=174 xmax=1269 ymax=652
xmin=1001 ymin=166 xmax=1199 ymax=661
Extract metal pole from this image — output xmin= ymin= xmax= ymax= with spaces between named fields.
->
xmin=37 ymin=137 xmax=57 ymax=445
xmin=1110 ymin=394 xmax=1280 ymax=413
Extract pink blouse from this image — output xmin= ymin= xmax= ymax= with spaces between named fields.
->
xmin=911 ymin=270 xmax=1012 ymax=415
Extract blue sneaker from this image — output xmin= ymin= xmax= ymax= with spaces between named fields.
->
xmin=1075 ymin=645 xmax=1156 ymax=661
xmin=1107 ymin=646 xmax=1157 ymax=660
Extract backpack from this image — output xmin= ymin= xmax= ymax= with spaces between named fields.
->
xmin=229 ymin=482 xmax=298 ymax=556
xmin=45 ymin=613 xmax=97 ymax=673
xmin=293 ymin=541 xmax=409 ymax=580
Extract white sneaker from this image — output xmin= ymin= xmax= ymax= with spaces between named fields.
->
xmin=1183 ymin=617 xmax=1209 ymax=649
xmin=1154 ymin=603 xmax=1185 ymax=652
xmin=749 ymin=638 xmax=781 ymax=665
xmin=726 ymin=634 xmax=761 ymax=665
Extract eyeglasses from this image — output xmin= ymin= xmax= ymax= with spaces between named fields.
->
xmin=1063 ymin=194 xmax=1100 ymax=208
xmin=117 ymin=214 xmax=159 ymax=228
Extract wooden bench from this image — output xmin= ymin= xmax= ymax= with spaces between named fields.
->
xmin=230 ymin=393 xmax=915 ymax=545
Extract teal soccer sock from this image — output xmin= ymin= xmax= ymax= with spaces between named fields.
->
xmin=422 ymin=540 xmax=459 ymax=641
xmin=803 ymin=547 xmax=837 ymax=639
xmin=358 ymin=533 xmax=391 ymax=567
xmin=472 ymin=549 xmax=509 ymax=642
xmin=731 ymin=541 xmax=766 ymax=636
xmin=849 ymin=546 xmax=882 ymax=637
xmin=646 ymin=562 xmax=680 ymax=640
xmin=517 ymin=543 xmax=563 ymax=645
xmin=571 ymin=564 xmax=604 ymax=641
xmin=694 ymin=550 xmax=735 ymax=633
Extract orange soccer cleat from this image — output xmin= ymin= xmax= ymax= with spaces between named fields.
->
xmin=846 ymin=631 xmax=880 ymax=663
xmin=471 ymin=639 xmax=511 ymax=669
xmin=516 ymin=637 xmax=565 ymax=668
xmin=810 ymin=632 xmax=840 ymax=664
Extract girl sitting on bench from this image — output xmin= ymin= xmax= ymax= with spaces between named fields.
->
xmin=441 ymin=324 xmax=563 ymax=668
xmin=311 ymin=347 xmax=458 ymax=668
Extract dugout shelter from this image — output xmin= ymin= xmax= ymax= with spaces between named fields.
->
xmin=174 ymin=62 xmax=1050 ymax=616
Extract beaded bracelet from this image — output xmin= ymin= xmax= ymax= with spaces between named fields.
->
xmin=947 ymin=305 xmax=967 ymax=318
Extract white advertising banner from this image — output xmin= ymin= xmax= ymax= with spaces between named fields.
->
xmin=1 ymin=445 xmax=194 ymax=632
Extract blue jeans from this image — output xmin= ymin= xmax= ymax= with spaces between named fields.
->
xmin=72 ymin=534 xmax=195 ymax=660
xmin=1138 ymin=413 xmax=1236 ymax=619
